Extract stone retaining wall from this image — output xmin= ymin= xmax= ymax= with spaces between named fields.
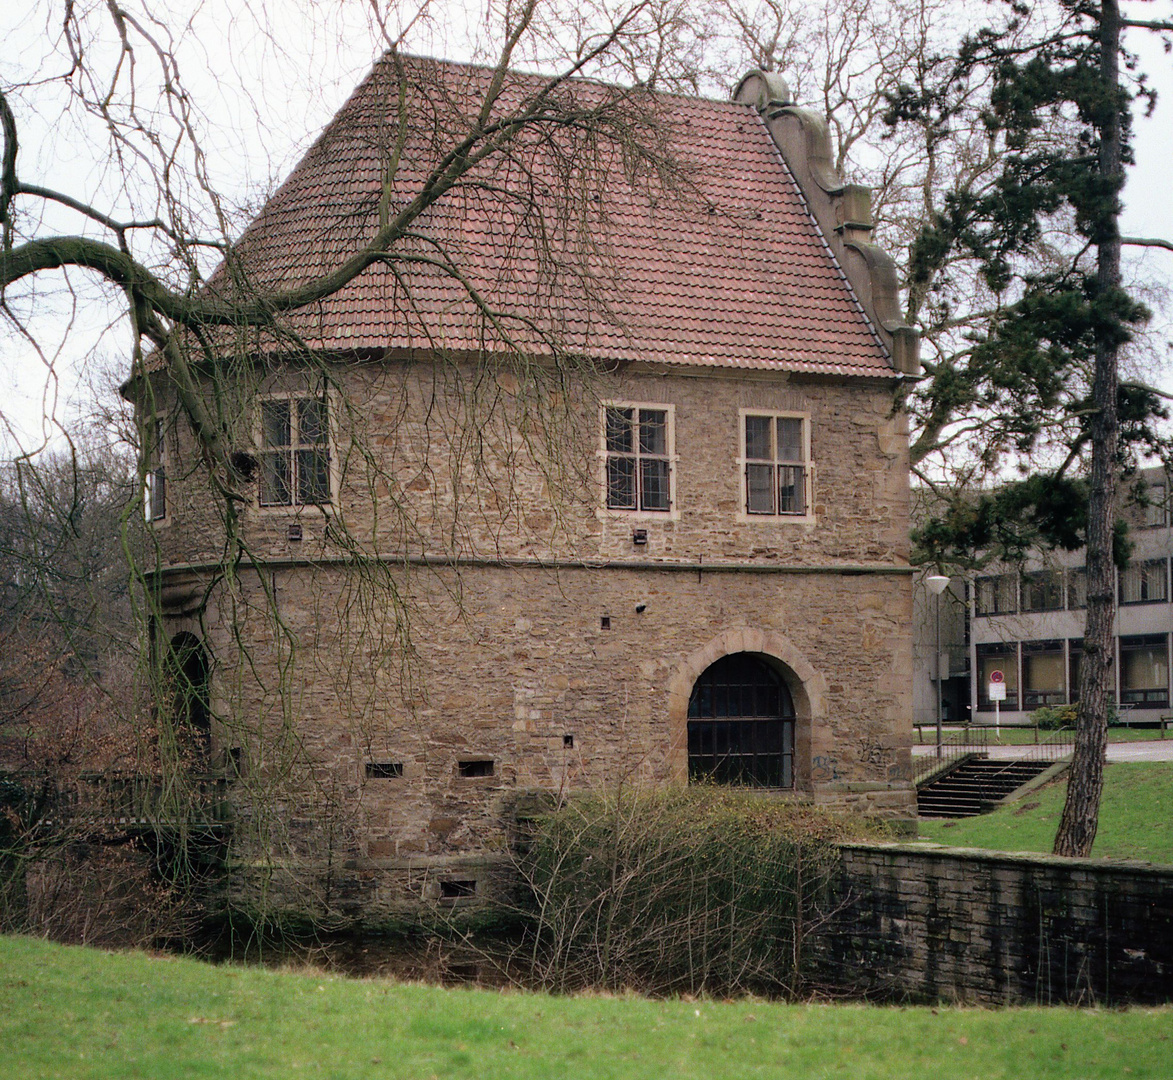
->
xmin=815 ymin=842 xmax=1173 ymax=1005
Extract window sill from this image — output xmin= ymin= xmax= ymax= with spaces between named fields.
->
xmin=733 ymin=511 xmax=816 ymax=526
xmin=597 ymin=507 xmax=680 ymax=523
xmin=252 ymin=502 xmax=335 ymax=515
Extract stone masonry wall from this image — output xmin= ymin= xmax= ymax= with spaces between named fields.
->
xmin=151 ymin=363 xmax=910 ymax=569
xmin=186 ymin=559 xmax=914 ymax=918
xmin=147 ymin=359 xmax=915 ymax=917
xmin=815 ymin=842 xmax=1173 ymax=1005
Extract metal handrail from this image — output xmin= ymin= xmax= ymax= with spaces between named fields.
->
xmin=913 ymin=726 xmax=989 ymax=785
xmin=1013 ymin=725 xmax=1075 ymax=763
xmin=10 ymin=770 xmax=232 ymax=829
xmin=915 ymin=725 xmax=1074 ymax=794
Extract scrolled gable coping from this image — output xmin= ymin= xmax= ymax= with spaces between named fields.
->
xmin=733 ymin=73 xmax=921 ymax=377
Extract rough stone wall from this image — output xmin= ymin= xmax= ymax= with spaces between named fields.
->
xmin=152 ymin=363 xmax=910 ymax=569
xmin=147 ymin=360 xmax=915 ymax=917
xmin=815 ymin=842 xmax=1173 ymax=1005
xmin=181 ymin=557 xmax=914 ymax=918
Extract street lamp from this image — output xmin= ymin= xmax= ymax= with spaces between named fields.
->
xmin=926 ymin=573 xmax=950 ymax=758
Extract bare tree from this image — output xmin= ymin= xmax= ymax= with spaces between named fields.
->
xmin=0 ymin=0 xmax=720 ymax=925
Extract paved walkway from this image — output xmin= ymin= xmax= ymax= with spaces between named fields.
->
xmin=912 ymin=739 xmax=1173 ymax=762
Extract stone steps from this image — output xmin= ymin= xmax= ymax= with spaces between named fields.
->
xmin=917 ymin=758 xmax=1055 ymax=818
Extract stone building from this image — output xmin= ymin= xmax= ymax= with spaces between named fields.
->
xmin=131 ymin=56 xmax=919 ymax=916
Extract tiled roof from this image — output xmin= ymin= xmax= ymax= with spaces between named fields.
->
xmin=195 ymin=55 xmax=894 ymax=377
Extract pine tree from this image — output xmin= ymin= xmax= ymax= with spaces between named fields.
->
xmin=889 ymin=0 xmax=1173 ymax=856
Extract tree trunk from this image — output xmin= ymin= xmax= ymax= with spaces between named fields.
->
xmin=1053 ymin=0 xmax=1122 ymax=858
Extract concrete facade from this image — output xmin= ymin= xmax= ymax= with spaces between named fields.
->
xmin=966 ymin=468 xmax=1172 ymax=726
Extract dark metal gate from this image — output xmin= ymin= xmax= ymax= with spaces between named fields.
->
xmin=687 ymin=653 xmax=794 ymax=787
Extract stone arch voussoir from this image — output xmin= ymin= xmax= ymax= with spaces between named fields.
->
xmin=667 ymin=628 xmax=827 ymax=786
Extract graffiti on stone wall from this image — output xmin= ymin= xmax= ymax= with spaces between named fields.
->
xmin=812 ymin=754 xmax=841 ymax=781
xmin=858 ymin=738 xmax=891 ymax=768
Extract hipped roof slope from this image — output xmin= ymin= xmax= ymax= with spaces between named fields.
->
xmin=203 ymin=54 xmax=893 ymax=378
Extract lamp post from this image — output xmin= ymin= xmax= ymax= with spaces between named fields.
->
xmin=926 ymin=573 xmax=951 ymax=758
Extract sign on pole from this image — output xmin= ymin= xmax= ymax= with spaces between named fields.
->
xmin=988 ymin=670 xmax=1005 ymax=735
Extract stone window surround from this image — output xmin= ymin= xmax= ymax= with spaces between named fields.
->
xmin=146 ymin=416 xmax=168 ymax=525
xmin=254 ymin=388 xmax=336 ymax=511
xmin=598 ymin=400 xmax=680 ymax=520
xmin=735 ymin=408 xmax=814 ymax=524
xmin=666 ymin=627 xmax=824 ymax=793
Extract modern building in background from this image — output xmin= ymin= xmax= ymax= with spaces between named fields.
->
xmin=914 ymin=469 xmax=1172 ymax=729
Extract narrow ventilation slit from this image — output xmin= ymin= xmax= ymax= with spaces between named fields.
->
xmin=365 ymin=762 xmax=403 ymax=779
xmin=457 ymin=759 xmax=494 ymax=778
xmin=440 ymin=879 xmax=476 ymax=899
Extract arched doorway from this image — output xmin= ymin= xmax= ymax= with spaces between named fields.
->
xmin=687 ymin=652 xmax=794 ymax=787
xmin=167 ymin=632 xmax=210 ymax=755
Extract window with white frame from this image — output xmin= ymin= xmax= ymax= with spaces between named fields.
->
xmin=259 ymin=395 xmax=331 ymax=507
xmin=603 ymin=405 xmax=672 ymax=512
xmin=742 ymin=413 xmax=809 ymax=516
xmin=146 ymin=418 xmax=167 ymax=522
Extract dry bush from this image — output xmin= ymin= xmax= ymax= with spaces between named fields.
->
xmin=512 ymin=785 xmax=890 ymax=998
xmin=22 ymin=840 xmax=198 ymax=948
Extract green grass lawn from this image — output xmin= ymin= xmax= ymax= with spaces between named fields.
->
xmin=917 ymin=762 xmax=1173 ymax=862
xmin=2 ymin=936 xmax=1170 ymax=1080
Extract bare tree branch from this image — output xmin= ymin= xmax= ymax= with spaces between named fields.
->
xmin=1122 ymin=235 xmax=1173 ymax=253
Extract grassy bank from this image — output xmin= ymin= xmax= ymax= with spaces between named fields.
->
xmin=917 ymin=762 xmax=1173 ymax=863
xmin=2 ymin=937 xmax=1171 ymax=1079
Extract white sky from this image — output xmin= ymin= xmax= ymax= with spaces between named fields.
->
xmin=1 ymin=0 xmax=1170 ymax=459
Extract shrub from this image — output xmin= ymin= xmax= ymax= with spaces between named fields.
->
xmin=514 ymin=786 xmax=888 ymax=998
xmin=1030 ymin=704 xmax=1126 ymax=729
xmin=1031 ymin=705 xmax=1078 ymax=730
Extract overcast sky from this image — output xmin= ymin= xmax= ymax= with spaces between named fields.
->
xmin=1 ymin=0 xmax=1170 ymax=460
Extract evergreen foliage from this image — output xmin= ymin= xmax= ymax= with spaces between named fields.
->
xmin=890 ymin=0 xmax=1173 ymax=856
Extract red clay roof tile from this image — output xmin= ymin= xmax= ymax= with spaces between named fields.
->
xmin=192 ymin=55 xmax=893 ymax=377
